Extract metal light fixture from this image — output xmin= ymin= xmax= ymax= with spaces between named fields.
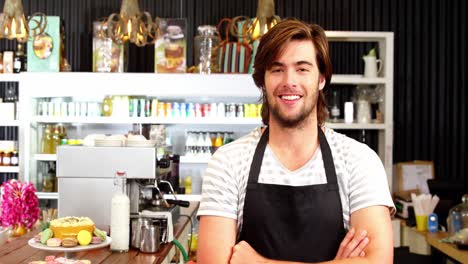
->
xmin=102 ymin=0 xmax=160 ymax=47
xmin=0 ymin=0 xmax=29 ymax=42
xmin=232 ymin=0 xmax=280 ymax=43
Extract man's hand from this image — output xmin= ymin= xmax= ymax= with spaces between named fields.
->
xmin=230 ymin=241 xmax=268 ymax=264
xmin=334 ymin=227 xmax=369 ymax=259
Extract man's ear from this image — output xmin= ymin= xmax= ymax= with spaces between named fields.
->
xmin=318 ymin=75 xmax=326 ymax=91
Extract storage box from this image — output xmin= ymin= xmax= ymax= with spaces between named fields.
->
xmin=27 ymin=16 xmax=61 ymax=72
xmin=154 ymin=18 xmax=187 ymax=73
xmin=0 ymin=102 xmax=15 ymax=120
xmin=394 ymin=161 xmax=434 ymax=194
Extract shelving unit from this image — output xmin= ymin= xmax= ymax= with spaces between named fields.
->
xmin=15 ymin=30 xmax=394 ymax=200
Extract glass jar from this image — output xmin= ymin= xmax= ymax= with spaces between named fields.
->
xmin=92 ymin=21 xmax=124 ymax=73
xmin=156 ymin=25 xmax=186 ymax=73
xmin=447 ymin=194 xmax=468 ymax=235
xmin=194 ymin=25 xmax=220 ymax=74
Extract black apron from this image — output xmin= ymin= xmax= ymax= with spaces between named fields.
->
xmin=238 ymin=127 xmax=346 ymax=262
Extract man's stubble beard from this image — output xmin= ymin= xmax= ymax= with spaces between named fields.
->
xmin=267 ymin=86 xmax=319 ymax=129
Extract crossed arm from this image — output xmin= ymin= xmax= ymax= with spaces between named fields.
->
xmin=197 ymin=205 xmax=393 ymax=264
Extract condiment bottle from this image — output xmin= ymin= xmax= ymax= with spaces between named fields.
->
xmin=2 ymin=151 xmax=11 ymax=166
xmin=102 ymin=96 xmax=113 ymax=116
xmin=10 ymin=151 xmax=18 ymax=166
xmin=110 ymin=171 xmax=130 ymax=252
xmin=184 ymin=176 xmax=192 ymax=194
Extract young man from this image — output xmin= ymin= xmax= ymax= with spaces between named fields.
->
xmin=197 ymin=19 xmax=395 ymax=263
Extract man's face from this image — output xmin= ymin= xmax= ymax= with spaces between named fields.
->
xmin=264 ymin=40 xmax=326 ymax=128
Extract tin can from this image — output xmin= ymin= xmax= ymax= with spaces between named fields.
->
xmin=180 ymin=102 xmax=187 ymax=117
xmin=145 ymin=99 xmax=151 ymax=117
xmin=157 ymin=102 xmax=165 ymax=117
xmin=249 ymin=103 xmax=257 ymax=118
xmin=132 ymin=99 xmax=139 ymax=117
xmin=226 ymin=103 xmax=236 ymax=118
xmin=257 ymin=103 xmax=262 ymax=117
xmin=235 ymin=104 xmax=243 ymax=118
xmin=202 ymin=103 xmax=210 ymax=117
xmin=165 ymin=102 xmax=172 ymax=117
xmin=151 ymin=98 xmax=158 ymax=117
xmin=195 ymin=103 xmax=202 ymax=117
xmin=68 ymin=102 xmax=75 ymax=117
xmin=217 ymin=102 xmax=225 ymax=117
xmin=173 ymin=102 xmax=181 ymax=117
xmin=210 ymin=103 xmax=218 ymax=117
xmin=187 ymin=103 xmax=195 ymax=117
xmin=40 ymin=101 xmax=47 ymax=116
xmin=80 ymin=102 xmax=87 ymax=117
xmin=139 ymin=98 xmax=146 ymax=117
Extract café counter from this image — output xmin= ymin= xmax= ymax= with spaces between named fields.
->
xmin=0 ymin=202 xmax=199 ymax=264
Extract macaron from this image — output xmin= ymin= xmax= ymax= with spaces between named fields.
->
xmin=62 ymin=237 xmax=78 ymax=248
xmin=46 ymin=238 xmax=62 ymax=247
xmin=77 ymin=230 xmax=92 ymax=246
xmin=91 ymin=236 xmax=102 ymax=244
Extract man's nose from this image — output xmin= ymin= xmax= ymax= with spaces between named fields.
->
xmin=283 ymin=69 xmax=297 ymax=87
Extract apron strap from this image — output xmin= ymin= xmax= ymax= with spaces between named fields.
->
xmin=318 ymin=127 xmax=339 ymax=190
xmin=248 ymin=127 xmax=269 ymax=184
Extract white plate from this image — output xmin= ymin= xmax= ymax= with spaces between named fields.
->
xmin=126 ymin=140 xmax=156 ymax=148
xmin=28 ymin=236 xmax=112 ymax=253
xmin=94 ymin=139 xmax=124 ymax=147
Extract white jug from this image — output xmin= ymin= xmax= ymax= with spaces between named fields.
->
xmin=363 ymin=56 xmax=382 ymax=78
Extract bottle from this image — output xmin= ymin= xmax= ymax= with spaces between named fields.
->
xmin=10 ymin=151 xmax=18 ymax=166
xmin=169 ymin=155 xmax=180 ymax=193
xmin=1 ymin=151 xmax=11 ymax=166
xmin=51 ymin=126 xmax=61 ymax=154
xmin=213 ymin=132 xmax=223 ymax=153
xmin=0 ymin=151 xmax=3 ymax=166
xmin=194 ymin=25 xmax=220 ymax=74
xmin=110 ymin=171 xmax=130 ymax=252
xmin=330 ymin=90 xmax=340 ymax=122
xmin=184 ymin=176 xmax=192 ymax=194
xmin=102 ymin=96 xmax=113 ymax=116
xmin=13 ymin=43 xmax=26 ymax=73
xmin=0 ymin=53 xmax=4 ymax=73
xmin=41 ymin=125 xmax=53 ymax=154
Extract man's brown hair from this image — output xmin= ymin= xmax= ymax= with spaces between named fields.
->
xmin=252 ymin=18 xmax=332 ymax=126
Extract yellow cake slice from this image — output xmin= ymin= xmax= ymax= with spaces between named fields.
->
xmin=50 ymin=217 xmax=95 ymax=240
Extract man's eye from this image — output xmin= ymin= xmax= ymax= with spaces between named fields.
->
xmin=271 ymin=68 xmax=282 ymax=73
xmin=298 ymin=68 xmax=309 ymax=72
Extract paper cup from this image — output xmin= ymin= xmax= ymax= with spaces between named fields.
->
xmin=416 ymin=215 xmax=428 ymax=232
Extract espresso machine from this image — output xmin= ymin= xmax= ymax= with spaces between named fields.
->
xmin=57 ymin=145 xmax=189 ymax=251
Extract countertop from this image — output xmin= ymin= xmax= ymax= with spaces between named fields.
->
xmin=0 ymin=202 xmax=199 ymax=264
xmin=425 ymin=232 xmax=468 ymax=264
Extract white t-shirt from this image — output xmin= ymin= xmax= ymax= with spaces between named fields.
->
xmin=197 ymin=127 xmax=395 ymax=234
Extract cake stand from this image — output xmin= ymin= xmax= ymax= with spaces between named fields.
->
xmin=28 ymin=236 xmax=112 ymax=259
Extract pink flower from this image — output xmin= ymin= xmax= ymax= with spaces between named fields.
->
xmin=1 ymin=180 xmax=40 ymax=229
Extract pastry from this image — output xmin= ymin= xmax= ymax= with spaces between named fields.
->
xmin=46 ymin=238 xmax=62 ymax=247
xmin=93 ymin=227 xmax=107 ymax=240
xmin=91 ymin=236 xmax=102 ymax=244
xmin=50 ymin=216 xmax=95 ymax=240
xmin=62 ymin=237 xmax=78 ymax=247
xmin=77 ymin=230 xmax=92 ymax=246
xmin=40 ymin=229 xmax=53 ymax=244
